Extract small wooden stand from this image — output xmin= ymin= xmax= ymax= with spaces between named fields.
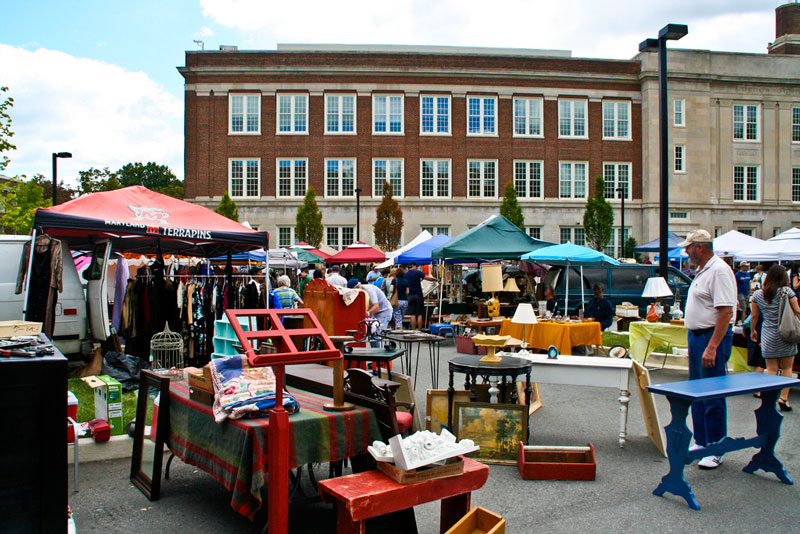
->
xmin=472 ymin=335 xmax=510 ymax=364
xmin=324 ymin=358 xmax=355 ymax=412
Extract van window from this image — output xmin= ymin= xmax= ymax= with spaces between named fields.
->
xmin=610 ymin=268 xmax=650 ymax=290
xmin=667 ymin=271 xmax=690 ymax=294
xmin=582 ymin=268 xmax=608 ymax=289
xmin=86 ymin=243 xmax=107 ymax=281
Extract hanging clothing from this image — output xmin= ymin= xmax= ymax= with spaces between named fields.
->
xmin=112 ymin=257 xmax=130 ymax=333
xmin=15 ymin=235 xmax=63 ymax=337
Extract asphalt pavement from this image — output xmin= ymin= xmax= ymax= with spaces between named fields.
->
xmin=69 ymin=341 xmax=800 ymax=533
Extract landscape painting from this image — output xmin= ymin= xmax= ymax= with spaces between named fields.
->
xmin=454 ymin=402 xmax=527 ymax=464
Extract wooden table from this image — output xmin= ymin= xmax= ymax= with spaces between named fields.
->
xmin=647 ymin=373 xmax=800 ymax=510
xmin=467 ymin=318 xmax=504 ymax=334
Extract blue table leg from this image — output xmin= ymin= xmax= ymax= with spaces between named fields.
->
xmin=653 ymin=395 xmax=701 ymax=510
xmin=742 ymin=390 xmax=793 ymax=484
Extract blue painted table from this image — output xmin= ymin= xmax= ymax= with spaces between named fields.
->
xmin=647 ymin=372 xmax=800 ymax=510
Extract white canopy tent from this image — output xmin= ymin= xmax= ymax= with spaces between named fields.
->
xmin=733 ymin=227 xmax=800 ymax=262
xmin=713 ymin=230 xmax=766 ymax=257
xmin=374 ymin=230 xmax=433 ymax=268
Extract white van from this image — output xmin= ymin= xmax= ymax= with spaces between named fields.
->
xmin=0 ymin=235 xmax=88 ymax=355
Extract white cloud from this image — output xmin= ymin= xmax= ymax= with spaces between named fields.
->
xmin=199 ymin=26 xmax=214 ymax=37
xmin=0 ymin=44 xmax=184 ymax=186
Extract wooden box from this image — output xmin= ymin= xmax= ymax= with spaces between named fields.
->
xmin=188 ymin=365 xmax=213 ymax=393
xmin=517 ymin=442 xmax=596 ymax=481
xmin=377 ymin=457 xmax=464 ymax=485
xmin=0 ymin=320 xmax=42 ymax=338
xmin=189 ymin=387 xmax=214 ymax=406
xmin=444 ymin=506 xmax=505 ymax=534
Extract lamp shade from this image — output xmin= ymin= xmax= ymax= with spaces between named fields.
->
xmin=503 ymin=277 xmax=520 ymax=293
xmin=642 ymin=277 xmax=673 ymax=298
xmin=511 ymin=303 xmax=538 ymax=325
xmin=481 ymin=263 xmax=504 ymax=293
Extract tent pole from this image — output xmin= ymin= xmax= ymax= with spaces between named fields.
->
xmin=21 ymin=227 xmax=38 ymax=320
xmin=564 ymin=261 xmax=569 ymax=317
xmin=580 ymin=265 xmax=585 ymax=315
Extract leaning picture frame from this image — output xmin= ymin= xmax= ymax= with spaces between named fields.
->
xmin=130 ymin=370 xmax=171 ymax=501
xmin=378 ymin=369 xmax=423 ymax=432
xmin=454 ymin=401 xmax=528 ymax=465
xmin=426 ymin=389 xmax=471 ymax=433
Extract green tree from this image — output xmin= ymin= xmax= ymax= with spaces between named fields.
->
xmin=499 ymin=181 xmax=524 ymax=230
xmin=77 ymin=167 xmax=122 ymax=194
xmin=624 ymin=236 xmax=641 ymax=262
xmin=296 ymin=186 xmax=323 ymax=247
xmin=0 ymin=86 xmax=16 ymax=172
xmin=583 ymin=175 xmax=614 ymax=252
xmin=0 ymin=179 xmax=50 ymax=234
xmin=31 ymin=173 xmax=75 ymax=204
xmin=373 ymin=181 xmax=403 ymax=251
xmin=215 ymin=191 xmax=239 ymax=222
xmin=117 ymin=162 xmax=183 ymax=198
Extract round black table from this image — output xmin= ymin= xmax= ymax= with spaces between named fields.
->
xmin=447 ymin=354 xmax=533 ymax=431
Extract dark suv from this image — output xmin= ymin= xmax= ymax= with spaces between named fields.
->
xmin=541 ymin=264 xmax=692 ymax=317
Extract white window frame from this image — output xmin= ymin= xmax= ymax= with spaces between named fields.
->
xmin=560 ymin=227 xmax=586 ymax=246
xmin=670 ymin=211 xmax=689 ymax=220
xmin=467 ymin=159 xmax=498 ymax=198
xmin=558 ymin=99 xmax=588 ymax=139
xmin=602 ymin=100 xmax=631 ymax=140
xmin=276 ymin=158 xmax=308 ymax=198
xmin=793 ymin=107 xmax=800 ymax=143
xmin=228 ymin=93 xmax=260 ymax=135
xmin=421 ymin=225 xmax=450 ymax=236
xmin=674 ymin=145 xmax=685 ymax=173
xmin=419 ymin=159 xmax=451 ymax=199
xmin=278 ymin=226 xmax=297 ymax=248
xmin=558 ymin=161 xmax=588 ymax=200
xmin=372 ymin=94 xmax=404 ymax=135
xmin=793 ymin=168 xmax=800 ymax=203
xmin=372 ymin=158 xmax=404 ymax=198
xmin=733 ymin=103 xmax=759 ymax=142
xmin=324 ymin=158 xmax=356 ymax=198
xmin=466 ymin=95 xmax=498 ymax=137
xmin=526 ymin=226 xmax=542 ymax=240
xmin=513 ymin=97 xmax=543 ymax=138
xmin=324 ymin=93 xmax=357 ymax=135
xmin=513 ymin=160 xmax=544 ymax=200
xmin=228 ymin=158 xmax=261 ymax=198
xmin=733 ymin=165 xmax=759 ymax=202
xmin=276 ymin=93 xmax=308 ymax=135
xmin=604 ymin=228 xmax=630 ymax=258
xmin=419 ymin=94 xmax=451 ymax=136
xmin=326 ymin=226 xmax=355 ymax=251
xmin=674 ymin=99 xmax=685 ymax=127
xmin=602 ymin=162 xmax=631 ymax=201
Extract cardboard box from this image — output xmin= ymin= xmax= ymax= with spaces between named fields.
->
xmin=188 ymin=365 xmax=213 ymax=393
xmin=517 ymin=442 xmax=596 ymax=481
xmin=377 ymin=457 xmax=464 ymax=485
xmin=615 ymin=304 xmax=639 ymax=318
xmin=444 ymin=507 xmax=506 ymax=534
xmin=81 ymin=375 xmax=124 ymax=436
xmin=189 ymin=387 xmax=214 ymax=406
xmin=0 ymin=320 xmax=42 ymax=338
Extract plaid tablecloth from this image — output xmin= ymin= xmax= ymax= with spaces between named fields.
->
xmin=168 ymin=381 xmax=381 ymax=520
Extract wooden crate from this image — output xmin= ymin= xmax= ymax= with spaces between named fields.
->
xmin=517 ymin=442 xmax=596 ymax=481
xmin=377 ymin=457 xmax=464 ymax=485
xmin=444 ymin=506 xmax=505 ymax=534
xmin=0 ymin=320 xmax=42 ymax=338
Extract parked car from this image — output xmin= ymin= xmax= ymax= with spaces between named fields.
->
xmin=541 ymin=263 xmax=692 ymax=317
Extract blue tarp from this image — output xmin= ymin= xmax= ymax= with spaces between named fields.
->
xmin=634 ymin=232 xmax=684 ymax=253
xmin=395 ymin=234 xmax=452 ymax=264
xmin=654 ymin=247 xmax=688 ymax=261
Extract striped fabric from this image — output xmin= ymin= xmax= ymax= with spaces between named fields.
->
xmin=168 ymin=381 xmax=380 ymax=520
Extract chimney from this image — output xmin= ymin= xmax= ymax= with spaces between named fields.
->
xmin=769 ymin=2 xmax=800 ymax=55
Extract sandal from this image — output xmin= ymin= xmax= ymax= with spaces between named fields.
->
xmin=778 ymin=399 xmax=792 ymax=412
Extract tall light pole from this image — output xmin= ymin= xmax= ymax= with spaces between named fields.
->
xmin=617 ymin=185 xmax=626 ymax=257
xmin=640 ymin=24 xmax=688 ymax=279
xmin=354 ymin=187 xmax=362 ymax=243
xmin=52 ymin=152 xmax=72 ymax=205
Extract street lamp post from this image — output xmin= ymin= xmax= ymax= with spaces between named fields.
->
xmin=52 ymin=152 xmax=72 ymax=205
xmin=354 ymin=187 xmax=362 ymax=242
xmin=617 ymin=185 xmax=626 ymax=257
xmin=640 ymin=24 xmax=688 ymax=279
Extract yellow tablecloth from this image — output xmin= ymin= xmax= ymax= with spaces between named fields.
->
xmin=500 ymin=318 xmax=603 ymax=355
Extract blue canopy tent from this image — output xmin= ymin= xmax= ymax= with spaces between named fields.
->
xmin=634 ymin=232 xmax=684 ymax=253
xmin=521 ymin=242 xmax=619 ymax=314
xmin=395 ymin=234 xmax=452 ymax=264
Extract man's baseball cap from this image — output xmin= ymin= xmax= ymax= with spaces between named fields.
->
xmin=677 ymin=229 xmax=713 ymax=247
xmin=347 ymin=278 xmax=360 ymax=289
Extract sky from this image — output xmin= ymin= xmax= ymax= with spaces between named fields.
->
xmin=0 ymin=0 xmax=783 ymax=186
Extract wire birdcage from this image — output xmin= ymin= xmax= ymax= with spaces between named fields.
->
xmin=150 ymin=324 xmax=184 ymax=370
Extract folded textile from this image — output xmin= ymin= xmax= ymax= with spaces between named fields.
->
xmin=333 ymin=286 xmax=362 ymax=306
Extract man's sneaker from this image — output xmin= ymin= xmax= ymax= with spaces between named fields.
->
xmin=698 ymin=455 xmax=723 ymax=470
xmin=688 ymin=444 xmax=704 ymax=453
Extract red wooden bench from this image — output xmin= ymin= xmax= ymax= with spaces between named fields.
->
xmin=318 ymin=457 xmax=490 ymax=534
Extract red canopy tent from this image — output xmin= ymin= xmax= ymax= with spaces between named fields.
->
xmin=32 ymin=186 xmax=268 ymax=256
xmin=293 ymin=241 xmax=331 ymax=260
xmin=325 ymin=241 xmax=385 ymax=264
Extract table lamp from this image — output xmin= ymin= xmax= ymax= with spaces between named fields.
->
xmin=642 ymin=277 xmax=673 ymax=322
xmin=481 ymin=263 xmax=504 ymax=318
xmin=511 ymin=303 xmax=537 ymax=357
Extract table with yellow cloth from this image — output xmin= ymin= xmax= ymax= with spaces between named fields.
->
xmin=500 ymin=318 xmax=603 ymax=355
xmin=628 ymin=321 xmax=751 ymax=372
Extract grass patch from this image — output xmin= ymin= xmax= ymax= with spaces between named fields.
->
xmin=68 ymin=377 xmax=138 ymax=426
xmin=602 ymin=331 xmax=670 ymax=354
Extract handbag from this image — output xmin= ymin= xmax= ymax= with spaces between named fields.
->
xmin=778 ymin=288 xmax=800 ymax=344
xmin=389 ymin=289 xmax=399 ymax=307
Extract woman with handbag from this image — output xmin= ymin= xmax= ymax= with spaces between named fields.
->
xmin=390 ymin=268 xmax=409 ymax=329
xmin=750 ymin=264 xmax=800 ymax=411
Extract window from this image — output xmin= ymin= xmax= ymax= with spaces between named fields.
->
xmin=421 ymin=226 xmax=450 ymax=236
xmin=420 ymin=159 xmax=451 ymax=198
xmin=559 ymin=227 xmax=585 ymax=246
xmin=674 ymin=99 xmax=685 ymax=127
xmin=229 ymin=158 xmax=260 ymax=198
xmin=674 ymin=145 xmax=685 ymax=173
xmin=467 ymin=96 xmax=497 ymax=136
xmin=793 ymin=107 xmax=800 ymax=143
xmin=611 ymin=268 xmax=650 ymax=290
xmin=774 ymin=227 xmax=782 ymax=237
xmin=229 ymin=94 xmax=260 ymax=134
xmin=602 ymin=101 xmax=630 ymax=139
xmin=670 ymin=211 xmax=689 ymax=220
xmin=277 ymin=94 xmax=307 ymax=134
xmin=559 ymin=162 xmax=587 ymax=199
xmin=793 ymin=168 xmax=800 ymax=202
xmin=733 ymin=104 xmax=759 ymax=141
xmin=278 ymin=227 xmax=296 ymax=248
xmin=467 ymin=160 xmax=497 ymax=198
xmin=373 ymin=94 xmax=403 ymax=134
xmin=420 ymin=95 xmax=450 ymax=135
xmin=558 ymin=99 xmax=587 ymax=138
xmin=325 ymin=94 xmax=356 ymax=134
xmin=513 ymin=97 xmax=542 ymax=137
xmin=738 ymin=227 xmax=755 ymax=237
xmin=526 ymin=227 xmax=542 ymax=240
xmin=372 ymin=159 xmax=404 ymax=197
xmin=276 ymin=158 xmax=307 ymax=198
xmin=733 ymin=165 xmax=759 ymax=202
xmin=325 ymin=158 xmax=356 ymax=198
xmin=514 ymin=161 xmax=543 ymax=199
xmin=603 ymin=163 xmax=631 ymax=200
xmin=604 ymin=228 xmax=630 ymax=258
xmin=327 ymin=227 xmax=354 ymax=250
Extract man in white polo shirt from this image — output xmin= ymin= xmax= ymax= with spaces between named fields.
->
xmin=680 ymin=229 xmax=737 ymax=470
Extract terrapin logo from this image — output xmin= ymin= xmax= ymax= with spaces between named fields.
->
xmin=128 ymin=205 xmax=170 ymax=225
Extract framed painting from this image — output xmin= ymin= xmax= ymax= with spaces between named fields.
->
xmin=454 ymin=402 xmax=528 ymax=465
xmin=426 ymin=389 xmax=471 ymax=433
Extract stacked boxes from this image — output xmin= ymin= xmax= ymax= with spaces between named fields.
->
xmin=81 ymin=375 xmax=124 ymax=436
